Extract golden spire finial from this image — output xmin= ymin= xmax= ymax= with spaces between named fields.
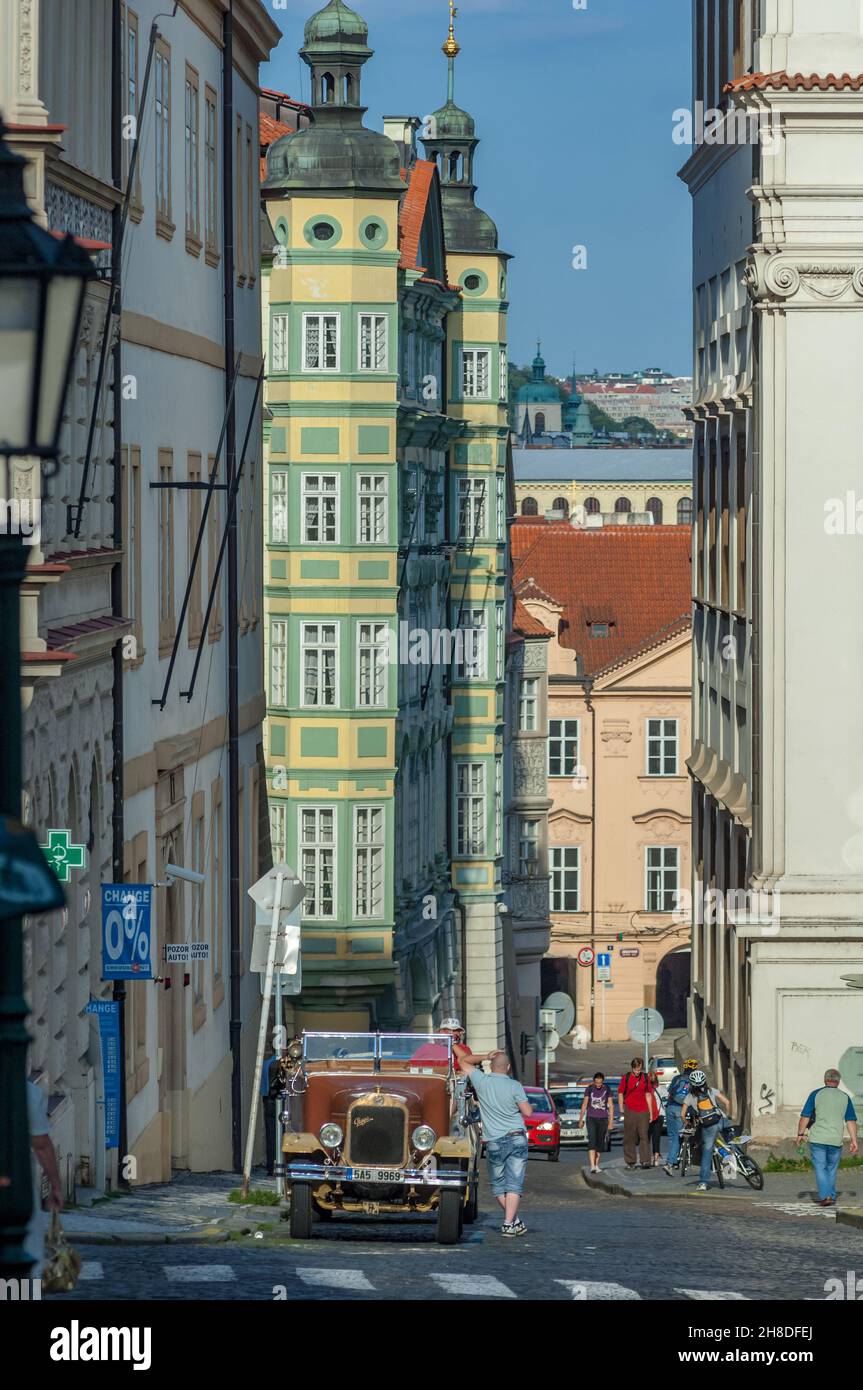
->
xmin=443 ymin=1 xmax=460 ymax=59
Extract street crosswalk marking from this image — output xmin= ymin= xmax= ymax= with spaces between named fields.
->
xmin=764 ymin=1202 xmax=835 ymax=1219
xmin=164 ymin=1265 xmax=236 ymax=1283
xmin=556 ymin=1280 xmax=641 ymax=1300
xmin=79 ymin=1262 xmax=104 ymax=1281
xmin=428 ymin=1273 xmax=517 ymax=1299
xmin=295 ymin=1268 xmax=376 ymax=1292
xmin=675 ymin=1288 xmax=749 ymax=1300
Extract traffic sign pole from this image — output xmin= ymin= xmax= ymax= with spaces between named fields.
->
xmin=243 ymin=870 xmax=284 ymax=1198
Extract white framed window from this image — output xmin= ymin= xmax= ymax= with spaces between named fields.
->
xmin=303 ymin=312 xmax=340 ymax=371
xmin=357 ymin=622 xmax=388 ymax=707
xmin=494 ymin=757 xmax=502 ymax=856
xmin=270 ymin=471 xmax=288 ymax=543
xmin=458 ymin=476 xmax=486 ymax=541
xmin=271 ymin=312 xmax=288 ymax=372
xmin=550 ymin=847 xmax=580 ymax=912
xmin=154 ymin=42 xmax=171 ymax=221
xmin=456 ymin=763 xmax=486 ymax=856
xmin=549 ymin=718 xmax=580 ymax=777
xmin=518 ymin=817 xmax=540 ymax=877
xmin=461 ymin=348 xmax=491 ymax=399
xmin=301 ymin=807 xmax=336 ymax=918
xmin=358 ymin=313 xmax=388 ymax=371
xmin=301 ymin=622 xmax=338 ymax=707
xmin=204 ymin=85 xmax=218 ymax=254
xmin=357 ymin=474 xmax=388 ymax=543
xmin=456 ymin=607 xmax=486 ymax=680
xmin=645 ymin=845 xmax=679 ymax=912
xmin=496 ymin=474 xmax=504 ymax=541
xmin=184 ymin=66 xmax=199 ymax=239
xmin=270 ymin=620 xmax=288 ymax=706
xmin=499 ymin=345 xmax=508 ymax=402
xmin=495 ymin=603 xmax=504 ymax=681
xmin=518 ymin=677 xmax=539 ymax=731
xmin=269 ymin=802 xmax=286 ymax=861
xmin=646 ymin=717 xmax=679 ymax=776
xmin=354 ymin=805 xmax=385 ymax=918
xmin=302 ymin=473 xmax=338 ymax=543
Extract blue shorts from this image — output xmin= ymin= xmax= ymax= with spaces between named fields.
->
xmin=486 ymin=1131 xmax=529 ymax=1196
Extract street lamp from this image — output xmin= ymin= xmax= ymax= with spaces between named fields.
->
xmin=0 ymin=114 xmax=95 ymax=1279
xmin=0 ymin=117 xmax=94 ymax=459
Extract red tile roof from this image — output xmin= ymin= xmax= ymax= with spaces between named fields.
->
xmin=260 ymin=88 xmax=312 ymax=114
xmin=260 ymin=111 xmax=296 ymax=179
xmin=725 ymin=71 xmax=863 ymax=93
xmin=398 ymin=159 xmax=437 ymax=271
xmin=511 ymin=522 xmax=692 ymax=677
xmin=512 ymin=597 xmax=553 ymax=639
xmin=46 ymin=615 xmax=129 ymax=649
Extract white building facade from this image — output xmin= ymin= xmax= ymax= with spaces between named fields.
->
xmin=3 ymin=0 xmax=279 ymax=1193
xmin=681 ymin=0 xmax=863 ymax=1137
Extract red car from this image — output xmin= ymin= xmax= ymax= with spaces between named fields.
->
xmin=524 ymin=1087 xmax=561 ymax=1161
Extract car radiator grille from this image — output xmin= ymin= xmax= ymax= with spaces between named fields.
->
xmin=347 ymin=1106 xmax=406 ymax=1166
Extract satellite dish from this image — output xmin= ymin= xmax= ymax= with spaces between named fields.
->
xmin=542 ymin=991 xmax=576 ymax=1038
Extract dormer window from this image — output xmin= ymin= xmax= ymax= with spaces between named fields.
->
xmin=589 ymin=621 xmax=612 ymax=637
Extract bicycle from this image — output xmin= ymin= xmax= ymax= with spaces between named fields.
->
xmin=679 ymin=1121 xmax=764 ymax=1189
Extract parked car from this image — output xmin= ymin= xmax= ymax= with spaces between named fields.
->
xmin=281 ymin=1031 xmax=479 ymax=1244
xmin=523 ymin=1086 xmax=561 ymax=1160
xmin=651 ymin=1057 xmax=679 ymax=1087
xmin=550 ymin=1086 xmax=586 ymax=1146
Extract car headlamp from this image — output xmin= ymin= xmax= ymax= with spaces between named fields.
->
xmin=411 ymin=1125 xmax=436 ymax=1152
xmin=319 ymin=1122 xmax=343 ymax=1149
xmin=537 ymin=1122 xmax=555 ymax=1132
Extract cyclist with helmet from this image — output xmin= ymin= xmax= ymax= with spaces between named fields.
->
xmin=663 ymin=1058 xmax=700 ymax=1176
xmin=680 ymin=1069 xmax=731 ymax=1191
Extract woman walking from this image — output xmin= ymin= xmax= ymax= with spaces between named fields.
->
xmin=579 ymin=1071 xmax=615 ymax=1174
xmin=647 ymin=1065 xmax=664 ymax=1166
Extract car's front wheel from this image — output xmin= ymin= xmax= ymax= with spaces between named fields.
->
xmin=289 ymin=1182 xmax=314 ymax=1239
xmin=437 ymin=1179 xmax=464 ymax=1245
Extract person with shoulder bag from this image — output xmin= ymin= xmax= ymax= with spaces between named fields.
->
xmin=618 ymin=1058 xmax=655 ymax=1170
xmin=663 ymin=1059 xmax=698 ymax=1176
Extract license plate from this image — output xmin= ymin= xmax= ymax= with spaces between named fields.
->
xmin=347 ymin=1167 xmax=404 ymax=1183
xmin=562 ymin=1129 xmax=583 ymax=1139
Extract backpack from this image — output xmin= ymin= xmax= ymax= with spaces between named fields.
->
xmin=667 ymin=1073 xmax=690 ymax=1106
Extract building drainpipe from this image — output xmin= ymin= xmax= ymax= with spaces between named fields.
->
xmin=110 ymin=0 xmax=129 ymax=1188
xmin=222 ymin=1 xmax=242 ymax=1174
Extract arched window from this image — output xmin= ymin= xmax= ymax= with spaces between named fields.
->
xmin=448 ymin=151 xmax=463 ymax=181
xmin=614 ymin=496 xmax=631 ymax=513
xmin=552 ymin=497 xmax=569 ymax=517
xmin=677 ymin=496 xmax=693 ymax=525
xmin=321 ymin=72 xmax=335 ymax=103
xmin=646 ymin=496 xmax=663 ymax=525
xmin=584 ymin=496 xmax=601 ymax=514
xmin=534 ymin=412 xmax=546 ymax=434
xmin=344 ymin=73 xmax=354 ymax=104
xmin=521 ymin=496 xmax=538 ymax=516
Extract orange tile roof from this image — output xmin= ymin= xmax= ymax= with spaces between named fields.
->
xmin=725 ymin=71 xmax=863 ymax=93
xmin=512 ymin=597 xmax=553 ymax=639
xmin=511 ymin=521 xmax=692 ymax=677
xmin=260 ymin=111 xmax=296 ymax=180
xmin=398 ymin=159 xmax=437 ymax=271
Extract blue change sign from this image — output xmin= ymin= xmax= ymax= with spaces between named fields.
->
xmin=86 ymin=1001 xmax=121 ymax=1148
xmin=101 ymin=883 xmax=153 ymax=981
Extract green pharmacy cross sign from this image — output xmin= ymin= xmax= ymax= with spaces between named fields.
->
xmin=40 ymin=828 xmax=87 ymax=883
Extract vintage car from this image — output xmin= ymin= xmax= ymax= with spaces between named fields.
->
xmin=281 ymin=1031 xmax=480 ymax=1244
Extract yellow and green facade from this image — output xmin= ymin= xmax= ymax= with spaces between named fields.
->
xmin=261 ymin=0 xmax=511 ymax=1044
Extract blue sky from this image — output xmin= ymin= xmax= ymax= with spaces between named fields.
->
xmin=262 ymin=0 xmax=694 ymax=378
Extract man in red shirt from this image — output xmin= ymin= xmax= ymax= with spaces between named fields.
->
xmin=618 ymin=1058 xmax=656 ymax=1170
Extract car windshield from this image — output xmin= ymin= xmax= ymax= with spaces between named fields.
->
xmin=302 ymin=1032 xmax=452 ymax=1066
xmin=526 ymin=1091 xmax=553 ymax=1113
xmin=654 ymin=1058 xmax=676 ymax=1070
xmin=554 ymin=1090 xmax=584 ymax=1112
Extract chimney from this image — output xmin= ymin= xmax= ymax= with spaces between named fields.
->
xmin=383 ymin=116 xmax=421 ymax=169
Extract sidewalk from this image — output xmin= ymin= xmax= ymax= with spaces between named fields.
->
xmin=61 ymin=1172 xmax=286 ymax=1245
xmin=580 ymin=1155 xmax=863 ymax=1209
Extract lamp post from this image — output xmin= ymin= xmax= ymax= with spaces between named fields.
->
xmin=0 ymin=116 xmax=94 ymax=1277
